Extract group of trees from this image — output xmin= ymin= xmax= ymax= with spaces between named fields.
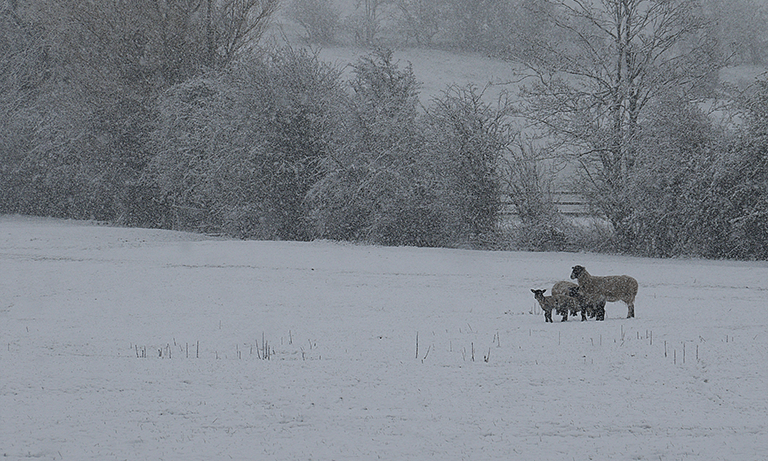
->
xmin=287 ymin=0 xmax=768 ymax=66
xmin=2 ymin=0 xmax=768 ymax=259
xmin=0 ymin=0 xmax=510 ymax=246
xmin=287 ymin=0 xmax=562 ymax=53
xmin=1 ymin=0 xmax=280 ymax=221
xmin=512 ymin=0 xmax=768 ymax=258
xmin=144 ymin=47 xmax=510 ymax=246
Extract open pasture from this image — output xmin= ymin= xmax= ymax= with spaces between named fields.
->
xmin=1 ymin=216 xmax=767 ymax=460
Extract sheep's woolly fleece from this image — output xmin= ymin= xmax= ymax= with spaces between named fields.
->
xmin=2 ymin=216 xmax=768 ymax=460
xmin=570 ymin=265 xmax=639 ymax=318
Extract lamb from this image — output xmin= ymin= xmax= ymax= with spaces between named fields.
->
xmin=551 ymin=280 xmax=589 ymax=320
xmin=568 ymin=286 xmax=606 ymax=321
xmin=570 ymin=265 xmax=638 ymax=318
xmin=531 ymin=289 xmax=574 ymax=323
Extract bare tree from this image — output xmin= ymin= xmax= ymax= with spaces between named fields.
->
xmin=352 ymin=0 xmax=392 ymax=44
xmin=517 ymin=0 xmax=718 ymax=250
xmin=702 ymin=0 xmax=768 ymax=65
xmin=214 ymin=0 xmax=280 ymax=66
xmin=287 ymin=0 xmax=341 ymax=44
xmin=44 ymin=0 xmax=278 ymax=86
xmin=393 ymin=0 xmax=446 ymax=46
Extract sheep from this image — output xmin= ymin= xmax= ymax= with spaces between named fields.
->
xmin=570 ymin=265 xmax=638 ymax=318
xmin=553 ymin=281 xmax=604 ymax=320
xmin=568 ymin=285 xmax=606 ymax=321
xmin=531 ymin=289 xmax=573 ymax=323
xmin=552 ymin=280 xmax=589 ymax=320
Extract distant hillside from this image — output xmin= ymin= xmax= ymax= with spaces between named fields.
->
xmin=316 ymin=46 xmax=523 ymax=103
xmin=270 ymin=3 xmax=766 ymax=105
xmin=269 ymin=6 xmax=524 ymax=104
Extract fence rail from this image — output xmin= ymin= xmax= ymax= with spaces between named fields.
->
xmin=501 ymin=192 xmax=590 ymax=217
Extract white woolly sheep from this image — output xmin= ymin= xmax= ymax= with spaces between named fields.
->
xmin=531 ymin=289 xmax=574 ymax=323
xmin=570 ymin=265 xmax=638 ymax=318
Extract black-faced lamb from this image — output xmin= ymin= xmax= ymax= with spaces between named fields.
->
xmin=531 ymin=289 xmax=573 ymax=323
xmin=570 ymin=265 xmax=638 ymax=318
xmin=568 ymin=286 xmax=606 ymax=321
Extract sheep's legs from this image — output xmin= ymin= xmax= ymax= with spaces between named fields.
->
xmin=596 ymin=307 xmax=605 ymax=321
xmin=627 ymin=303 xmax=635 ymax=318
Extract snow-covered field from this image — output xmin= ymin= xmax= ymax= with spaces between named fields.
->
xmin=2 ymin=216 xmax=767 ymax=460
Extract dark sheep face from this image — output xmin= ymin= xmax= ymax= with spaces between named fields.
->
xmin=570 ymin=265 xmax=585 ymax=280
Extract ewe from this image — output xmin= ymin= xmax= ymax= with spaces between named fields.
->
xmin=570 ymin=265 xmax=638 ymax=318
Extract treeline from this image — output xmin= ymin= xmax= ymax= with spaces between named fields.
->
xmin=0 ymin=1 xmax=512 ymax=247
xmin=141 ymin=48 xmax=513 ymax=246
xmin=1 ymin=1 xmax=768 ymax=259
xmin=289 ymin=0 xmax=768 ymax=66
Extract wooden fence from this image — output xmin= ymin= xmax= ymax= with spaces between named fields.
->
xmin=500 ymin=191 xmax=590 ymax=217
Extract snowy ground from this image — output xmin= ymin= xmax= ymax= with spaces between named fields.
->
xmin=2 ymin=216 xmax=767 ymax=460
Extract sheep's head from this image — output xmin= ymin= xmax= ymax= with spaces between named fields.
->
xmin=570 ymin=265 xmax=586 ymax=280
xmin=531 ymin=289 xmax=546 ymax=299
xmin=568 ymin=286 xmax=580 ymax=297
